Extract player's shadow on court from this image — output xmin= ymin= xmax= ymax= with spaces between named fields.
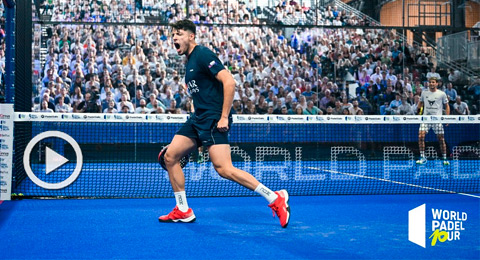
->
xmin=182 ymin=215 xmax=365 ymax=259
xmin=180 ymin=200 xmax=367 ymax=259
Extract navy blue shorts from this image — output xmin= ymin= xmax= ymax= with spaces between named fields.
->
xmin=176 ymin=115 xmax=232 ymax=147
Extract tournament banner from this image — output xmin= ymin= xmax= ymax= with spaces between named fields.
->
xmin=0 ymin=104 xmax=14 ymax=200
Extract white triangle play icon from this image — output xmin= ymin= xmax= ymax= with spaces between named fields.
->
xmin=45 ymin=147 xmax=69 ymax=175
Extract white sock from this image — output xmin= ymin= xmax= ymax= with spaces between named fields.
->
xmin=254 ymin=184 xmax=278 ymax=204
xmin=420 ymin=151 xmax=425 ymax=158
xmin=443 ymin=154 xmax=447 ymax=160
xmin=174 ymin=191 xmax=189 ymax=212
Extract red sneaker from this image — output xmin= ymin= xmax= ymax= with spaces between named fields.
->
xmin=268 ymin=190 xmax=290 ymax=228
xmin=158 ymin=206 xmax=196 ymax=223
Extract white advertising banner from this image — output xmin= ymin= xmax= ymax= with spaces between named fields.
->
xmin=0 ymin=104 xmax=14 ymax=200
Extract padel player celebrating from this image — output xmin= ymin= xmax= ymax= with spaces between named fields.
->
xmin=416 ymin=77 xmax=450 ymax=165
xmin=158 ymin=19 xmax=290 ymax=228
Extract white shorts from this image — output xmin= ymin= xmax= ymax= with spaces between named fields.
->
xmin=419 ymin=123 xmax=444 ymax=135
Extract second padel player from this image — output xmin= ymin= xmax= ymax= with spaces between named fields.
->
xmin=416 ymin=77 xmax=450 ymax=165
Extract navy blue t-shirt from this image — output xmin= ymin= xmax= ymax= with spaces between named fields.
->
xmin=185 ymin=45 xmax=226 ymax=119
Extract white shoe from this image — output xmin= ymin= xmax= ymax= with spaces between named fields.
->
xmin=416 ymin=157 xmax=427 ymax=164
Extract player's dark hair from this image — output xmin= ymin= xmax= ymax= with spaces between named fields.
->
xmin=170 ymin=19 xmax=196 ymax=35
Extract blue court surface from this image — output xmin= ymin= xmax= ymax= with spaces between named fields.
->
xmin=1 ymin=194 xmax=479 ymax=259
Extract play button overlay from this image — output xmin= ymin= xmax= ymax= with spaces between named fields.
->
xmin=45 ymin=147 xmax=69 ymax=174
xmin=23 ymin=131 xmax=83 ymax=190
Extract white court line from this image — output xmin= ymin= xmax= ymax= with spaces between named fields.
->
xmin=306 ymin=166 xmax=480 ymax=199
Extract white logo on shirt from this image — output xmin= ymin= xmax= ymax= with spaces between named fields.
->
xmin=187 ymin=80 xmax=199 ymax=93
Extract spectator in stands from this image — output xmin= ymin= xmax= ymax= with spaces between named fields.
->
xmin=85 ymin=74 xmax=100 ymax=92
xmin=71 ymin=86 xmax=84 ymax=111
xmin=380 ymin=51 xmax=392 ymax=67
xmin=412 ymin=78 xmax=423 ymax=94
xmin=358 ymin=69 xmax=370 ymax=87
xmin=319 ymin=89 xmax=331 ymax=111
xmin=174 ymin=86 xmax=188 ymax=108
xmin=298 ymin=96 xmax=307 ymax=110
xmin=161 ymin=88 xmax=175 ymax=108
xmin=146 ymin=93 xmax=164 ymax=111
xmin=279 ymin=105 xmax=288 ymax=115
xmin=135 ymin=99 xmax=151 ymax=114
xmin=379 ymin=101 xmax=390 ymax=115
xmin=411 ymin=94 xmax=421 ymax=115
xmin=426 ymin=67 xmax=440 ymax=81
xmin=55 ymin=96 xmax=70 ymax=112
xmin=59 ymin=70 xmax=72 ymax=86
xmin=117 ymin=93 xmax=134 ymax=112
xmin=303 ymin=100 xmax=321 ymax=115
xmin=437 ymin=78 xmax=445 ymax=91
xmin=448 ymin=69 xmax=462 ymax=85
xmin=104 ymin=99 xmax=118 ymax=113
xmin=77 ymin=92 xmax=101 ymax=113
xmin=325 ymin=106 xmax=333 ymax=115
xmin=467 ymin=79 xmax=480 ymax=113
xmin=387 ymin=67 xmax=398 ymax=86
xmin=247 ymin=103 xmax=257 ymax=114
xmin=348 ymin=100 xmax=363 ymax=115
xmin=388 ymin=92 xmax=402 ymax=114
xmin=54 ymin=87 xmax=71 ymax=105
xmin=302 ymin=84 xmax=314 ymax=100
xmin=119 ymin=104 xmax=130 ymax=114
xmin=39 ymin=100 xmax=54 ymax=112
xmin=340 ymin=97 xmax=353 ymax=111
xmin=453 ymin=96 xmax=469 ymax=115
xmin=444 ymin=82 xmax=457 ymax=106
xmin=383 ymin=86 xmax=395 ymax=104
xmin=370 ymin=67 xmax=382 ymax=84
xmin=71 ymin=75 xmax=85 ymax=94
xmin=397 ymin=94 xmax=413 ymax=115
xmin=165 ymin=99 xmax=177 ymax=114
xmin=42 ymin=68 xmax=56 ymax=88
xmin=332 ymin=100 xmax=343 ymax=115
xmin=132 ymin=89 xmax=145 ymax=108
xmin=41 ymin=93 xmax=56 ymax=111
xmin=122 ymin=51 xmax=136 ymax=66
xmin=416 ymin=53 xmax=429 ymax=73
xmin=294 ymin=104 xmax=304 ymax=115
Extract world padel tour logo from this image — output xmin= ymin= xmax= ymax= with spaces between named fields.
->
xmin=409 ymin=204 xmax=468 ymax=248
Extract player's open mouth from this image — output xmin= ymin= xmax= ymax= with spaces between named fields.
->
xmin=174 ymin=43 xmax=180 ymax=50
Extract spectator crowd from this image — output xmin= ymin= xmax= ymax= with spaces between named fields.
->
xmin=0 ymin=3 xmax=7 ymax=102
xmin=30 ymin=0 xmax=479 ymax=115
